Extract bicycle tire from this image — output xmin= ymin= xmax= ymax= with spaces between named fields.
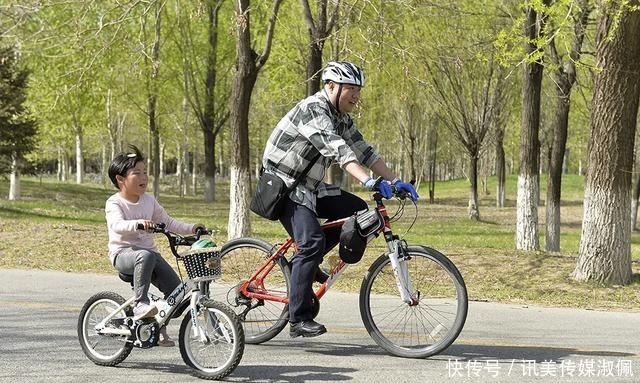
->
xmin=179 ymin=299 xmax=244 ymax=380
xmin=77 ymin=291 xmax=134 ymax=366
xmin=360 ymin=246 xmax=468 ymax=358
xmin=218 ymin=237 xmax=291 ymax=344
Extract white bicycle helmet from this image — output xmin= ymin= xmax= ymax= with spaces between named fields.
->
xmin=321 ymin=61 xmax=365 ymax=87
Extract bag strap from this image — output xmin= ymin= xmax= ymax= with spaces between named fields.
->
xmin=288 ymin=152 xmax=321 ymax=192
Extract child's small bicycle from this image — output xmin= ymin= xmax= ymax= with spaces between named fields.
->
xmin=217 ymin=178 xmax=468 ymax=359
xmin=77 ymin=224 xmax=244 ymax=380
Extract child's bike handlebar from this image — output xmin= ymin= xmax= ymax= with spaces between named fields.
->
xmin=136 ymin=222 xmax=212 ymax=258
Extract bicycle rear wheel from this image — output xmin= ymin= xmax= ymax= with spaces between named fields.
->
xmin=179 ymin=299 xmax=244 ymax=380
xmin=78 ymin=291 xmax=133 ymax=366
xmin=360 ymin=246 xmax=468 ymax=358
xmin=218 ymin=237 xmax=291 ymax=344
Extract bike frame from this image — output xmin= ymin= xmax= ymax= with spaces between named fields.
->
xmin=236 ymin=193 xmax=417 ymax=306
xmin=94 ymin=280 xmax=205 ymax=337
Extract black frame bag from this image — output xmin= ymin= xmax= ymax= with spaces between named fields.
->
xmin=250 ymin=154 xmax=321 ymax=221
xmin=339 ymin=209 xmax=384 ymax=264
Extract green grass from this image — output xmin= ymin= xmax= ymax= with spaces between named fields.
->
xmin=0 ymin=174 xmax=638 ymax=311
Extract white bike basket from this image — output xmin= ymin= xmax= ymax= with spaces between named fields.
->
xmin=179 ymin=249 xmax=222 ymax=282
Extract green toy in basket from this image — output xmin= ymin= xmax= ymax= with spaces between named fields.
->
xmin=191 ymin=238 xmax=216 ymax=249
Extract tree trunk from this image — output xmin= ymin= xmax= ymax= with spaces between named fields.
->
xmin=468 ymin=155 xmax=480 ymax=220
xmin=218 ymin=131 xmax=226 ymax=178
xmin=74 ymin=123 xmax=84 ymax=184
xmin=545 ymin=0 xmax=590 ymax=252
xmin=545 ymin=87 xmax=570 ymax=252
xmin=183 ymin=148 xmax=190 ymax=197
xmin=149 ymin=111 xmax=160 ymax=198
xmin=227 ymin=0 xmax=282 ymax=239
xmin=101 ymin=144 xmax=108 ymax=186
xmin=574 ymin=3 xmax=640 ymax=285
xmin=9 ymin=154 xmax=20 ymax=201
xmin=516 ymin=5 xmax=546 ymax=251
xmin=159 ymin=139 xmax=165 ymax=177
xmin=201 ymin=0 xmax=225 ymax=203
xmin=57 ymin=147 xmax=68 ymax=182
xmin=428 ymin=127 xmax=437 ymax=204
xmin=633 ymin=173 xmax=640 ymax=230
xmin=306 ymin=41 xmax=323 ymax=96
xmin=146 ymin=2 xmax=162 ymax=199
xmin=176 ymin=145 xmax=183 ymax=177
xmin=227 ymin=60 xmax=257 ymax=239
xmin=301 ymin=0 xmax=338 ymax=96
xmin=191 ymin=147 xmax=197 ymax=196
xmin=177 ymin=143 xmax=184 ymax=198
xmin=203 ymin=130 xmax=217 ymax=202
xmin=495 ymin=128 xmax=506 ymax=208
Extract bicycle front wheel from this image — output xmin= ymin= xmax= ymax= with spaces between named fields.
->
xmin=218 ymin=237 xmax=291 ymax=344
xmin=179 ymin=299 xmax=244 ymax=380
xmin=360 ymin=246 xmax=468 ymax=358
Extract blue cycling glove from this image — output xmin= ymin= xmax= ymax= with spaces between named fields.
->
xmin=363 ymin=177 xmax=393 ymax=199
xmin=392 ymin=179 xmax=419 ymax=201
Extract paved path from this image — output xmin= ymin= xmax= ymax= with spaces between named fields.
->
xmin=0 ymin=268 xmax=638 ymax=382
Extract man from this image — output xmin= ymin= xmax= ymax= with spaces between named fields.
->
xmin=261 ymin=61 xmax=418 ymax=338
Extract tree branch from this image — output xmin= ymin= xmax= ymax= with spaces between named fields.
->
xmin=256 ymin=0 xmax=284 ymax=70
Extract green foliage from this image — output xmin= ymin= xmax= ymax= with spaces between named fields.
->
xmin=0 ymin=45 xmax=38 ymax=173
xmin=0 ymin=0 xmax=619 ymax=197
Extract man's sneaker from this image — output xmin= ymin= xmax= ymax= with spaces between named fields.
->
xmin=290 ymin=320 xmax=327 ymax=338
xmin=133 ymin=303 xmax=158 ymax=321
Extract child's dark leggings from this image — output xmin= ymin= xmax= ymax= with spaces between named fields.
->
xmin=114 ymin=247 xmax=181 ymax=305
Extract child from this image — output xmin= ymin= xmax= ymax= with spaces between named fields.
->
xmin=105 ymin=145 xmax=204 ymax=347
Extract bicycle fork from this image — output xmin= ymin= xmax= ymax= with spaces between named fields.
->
xmin=387 ymin=239 xmax=419 ymax=306
xmin=189 ymin=289 xmax=232 ymax=344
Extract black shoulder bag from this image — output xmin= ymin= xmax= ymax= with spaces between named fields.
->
xmin=250 ymin=154 xmax=321 ymax=221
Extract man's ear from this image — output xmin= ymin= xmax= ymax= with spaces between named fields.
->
xmin=326 ymin=81 xmax=336 ymax=93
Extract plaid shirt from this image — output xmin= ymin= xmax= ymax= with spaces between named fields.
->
xmin=262 ymin=90 xmax=380 ymax=212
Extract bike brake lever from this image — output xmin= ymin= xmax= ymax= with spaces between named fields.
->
xmin=195 ymin=228 xmax=212 ymax=238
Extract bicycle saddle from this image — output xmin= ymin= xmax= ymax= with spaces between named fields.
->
xmin=118 ymin=272 xmax=134 ymax=285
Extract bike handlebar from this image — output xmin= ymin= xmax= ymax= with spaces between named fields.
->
xmin=136 ymin=222 xmax=212 ymax=258
xmin=371 ymin=176 xmax=415 ymax=201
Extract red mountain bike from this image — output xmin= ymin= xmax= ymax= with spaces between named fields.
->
xmin=218 ymin=180 xmax=468 ymax=358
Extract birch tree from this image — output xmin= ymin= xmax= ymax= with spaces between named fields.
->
xmin=227 ymin=0 xmax=283 ymax=239
xmin=544 ymin=0 xmax=591 ymax=252
xmin=574 ymin=1 xmax=640 ymax=285
xmin=516 ymin=0 xmax=551 ymax=251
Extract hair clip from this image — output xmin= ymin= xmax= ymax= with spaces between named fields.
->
xmin=127 ymin=153 xmax=136 ymax=158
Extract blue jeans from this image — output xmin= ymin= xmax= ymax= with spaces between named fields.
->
xmin=279 ymin=190 xmax=367 ymax=323
xmin=113 ymin=247 xmax=181 ymax=305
